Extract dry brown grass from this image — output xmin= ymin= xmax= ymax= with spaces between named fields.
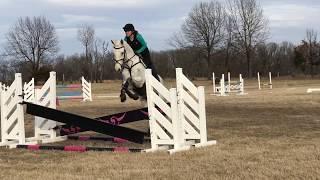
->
xmin=0 ymin=78 xmax=320 ymax=180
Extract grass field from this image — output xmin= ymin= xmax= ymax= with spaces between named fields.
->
xmin=0 ymin=77 xmax=319 ymax=180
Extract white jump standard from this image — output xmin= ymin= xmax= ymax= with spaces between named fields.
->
xmin=145 ymin=69 xmax=189 ymax=153
xmin=212 ymin=73 xmax=227 ymax=96
xmin=258 ymin=72 xmax=272 ymax=90
xmin=0 ymin=82 xmax=9 ymax=107
xmin=212 ymin=72 xmax=246 ymax=96
xmin=56 ymin=76 xmax=92 ymax=102
xmin=176 ymin=68 xmax=216 ymax=147
xmin=0 ymin=74 xmax=29 ymax=147
xmin=0 ymin=73 xmax=66 ymax=148
xmin=23 ymin=78 xmax=35 ymax=102
xmin=145 ymin=68 xmax=216 ymax=154
xmin=226 ymin=72 xmax=246 ymax=95
xmin=1 ymin=72 xmax=146 ymax=149
xmin=81 ymin=76 xmax=92 ymax=101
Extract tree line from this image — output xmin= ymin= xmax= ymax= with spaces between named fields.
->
xmin=0 ymin=0 xmax=319 ymax=84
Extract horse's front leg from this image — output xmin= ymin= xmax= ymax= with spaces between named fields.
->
xmin=120 ymin=70 xmax=139 ymax=102
xmin=120 ymin=70 xmax=131 ymax=102
xmin=120 ymin=82 xmax=128 ymax=102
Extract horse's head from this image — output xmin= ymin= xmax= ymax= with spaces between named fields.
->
xmin=111 ymin=39 xmax=125 ymax=72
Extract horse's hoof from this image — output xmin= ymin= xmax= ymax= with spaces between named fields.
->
xmin=132 ymin=95 xmax=139 ymax=100
xmin=120 ymin=93 xmax=126 ymax=102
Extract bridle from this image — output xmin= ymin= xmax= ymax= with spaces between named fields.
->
xmin=113 ymin=45 xmax=146 ymax=73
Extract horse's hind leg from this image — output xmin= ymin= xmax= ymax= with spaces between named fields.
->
xmin=125 ymin=81 xmax=139 ymax=100
xmin=134 ymin=82 xmax=147 ymax=99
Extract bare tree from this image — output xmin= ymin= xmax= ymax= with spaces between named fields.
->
xmin=0 ymin=59 xmax=14 ymax=83
xmin=167 ymin=32 xmax=190 ymax=49
xmin=294 ymin=29 xmax=320 ymax=77
xmin=5 ymin=16 xmax=58 ymax=81
xmin=180 ymin=1 xmax=226 ymax=77
xmin=278 ymin=41 xmax=295 ymax=75
xmin=92 ymin=39 xmax=110 ymax=83
xmin=227 ymin=0 xmax=269 ymax=77
xmin=224 ymin=15 xmax=235 ymax=73
xmin=306 ymin=29 xmax=317 ymax=46
xmin=305 ymin=29 xmax=319 ymax=77
xmin=77 ymin=24 xmax=95 ymax=81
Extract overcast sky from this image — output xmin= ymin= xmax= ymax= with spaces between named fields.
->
xmin=0 ymin=0 xmax=319 ymax=55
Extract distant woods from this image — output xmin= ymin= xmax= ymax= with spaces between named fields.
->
xmin=0 ymin=0 xmax=319 ymax=84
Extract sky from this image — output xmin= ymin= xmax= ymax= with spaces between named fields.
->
xmin=0 ymin=0 xmax=319 ymax=55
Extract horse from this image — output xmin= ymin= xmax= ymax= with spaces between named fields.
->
xmin=111 ymin=39 xmax=161 ymax=103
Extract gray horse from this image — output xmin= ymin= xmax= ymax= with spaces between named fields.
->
xmin=111 ymin=39 xmax=161 ymax=103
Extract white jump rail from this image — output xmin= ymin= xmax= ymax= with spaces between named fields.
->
xmin=307 ymin=88 xmax=320 ymax=93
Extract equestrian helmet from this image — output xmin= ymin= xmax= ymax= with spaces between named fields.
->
xmin=123 ymin=23 xmax=135 ymax=32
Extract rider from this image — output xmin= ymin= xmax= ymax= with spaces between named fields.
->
xmin=123 ymin=23 xmax=159 ymax=81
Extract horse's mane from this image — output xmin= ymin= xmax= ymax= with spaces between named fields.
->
xmin=122 ymin=40 xmax=135 ymax=55
xmin=112 ymin=39 xmax=138 ymax=61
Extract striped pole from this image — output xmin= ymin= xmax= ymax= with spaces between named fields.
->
xmin=67 ymin=135 xmax=151 ymax=143
xmin=17 ymin=145 xmax=142 ymax=153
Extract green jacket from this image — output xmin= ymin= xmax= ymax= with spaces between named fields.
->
xmin=124 ymin=32 xmax=147 ymax=54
